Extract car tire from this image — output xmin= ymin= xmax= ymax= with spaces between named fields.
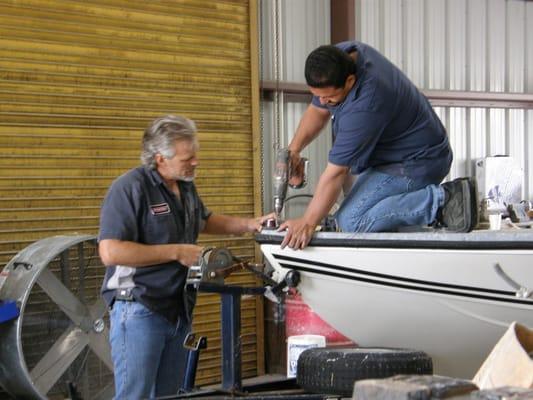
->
xmin=297 ymin=347 xmax=433 ymax=396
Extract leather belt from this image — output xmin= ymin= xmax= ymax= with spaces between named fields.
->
xmin=115 ymin=288 xmax=135 ymax=301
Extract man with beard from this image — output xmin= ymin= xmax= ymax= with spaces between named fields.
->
xmin=98 ymin=115 xmax=271 ymax=398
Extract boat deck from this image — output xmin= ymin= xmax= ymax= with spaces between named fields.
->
xmin=256 ymin=228 xmax=533 ymax=250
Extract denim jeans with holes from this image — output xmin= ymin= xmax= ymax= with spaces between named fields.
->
xmin=335 ymin=168 xmax=445 ymax=232
xmin=109 ymin=301 xmax=190 ymax=399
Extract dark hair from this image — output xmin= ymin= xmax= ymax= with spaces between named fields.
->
xmin=305 ymin=45 xmax=356 ymax=88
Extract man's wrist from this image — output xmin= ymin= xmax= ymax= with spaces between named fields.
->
xmin=302 ymin=212 xmax=322 ymax=228
xmin=173 ymin=243 xmax=190 ymax=263
xmin=287 ymin=142 xmax=301 ymax=154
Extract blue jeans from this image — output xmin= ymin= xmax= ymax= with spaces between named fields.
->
xmin=336 ymin=168 xmax=446 ymax=232
xmin=109 ymin=301 xmax=190 ymax=399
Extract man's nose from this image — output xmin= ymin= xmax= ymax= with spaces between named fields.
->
xmin=319 ymin=97 xmax=328 ymax=105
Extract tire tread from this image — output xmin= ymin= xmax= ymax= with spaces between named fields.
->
xmin=297 ymin=347 xmax=433 ymax=396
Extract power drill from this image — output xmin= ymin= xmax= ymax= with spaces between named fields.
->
xmin=271 ymin=148 xmax=308 ymax=227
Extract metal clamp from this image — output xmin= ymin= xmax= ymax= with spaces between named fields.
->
xmin=264 ymin=270 xmax=300 ymax=303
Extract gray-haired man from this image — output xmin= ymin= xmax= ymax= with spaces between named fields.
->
xmin=98 ymin=115 xmax=271 ymax=399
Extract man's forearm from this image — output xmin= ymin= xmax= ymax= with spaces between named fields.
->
xmin=203 ymin=214 xmax=250 ymax=235
xmin=99 ymin=240 xmax=182 ymax=267
xmin=303 ymin=166 xmax=347 ymax=226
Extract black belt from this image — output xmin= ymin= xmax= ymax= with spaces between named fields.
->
xmin=115 ymin=288 xmax=135 ymax=301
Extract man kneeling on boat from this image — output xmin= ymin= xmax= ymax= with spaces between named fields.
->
xmin=279 ymin=41 xmax=478 ymax=250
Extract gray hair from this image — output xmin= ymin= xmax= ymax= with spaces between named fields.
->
xmin=141 ymin=115 xmax=198 ymax=169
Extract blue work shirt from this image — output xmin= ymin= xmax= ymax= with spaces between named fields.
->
xmin=312 ymin=41 xmax=452 ymax=180
xmin=99 ymin=166 xmax=211 ymax=324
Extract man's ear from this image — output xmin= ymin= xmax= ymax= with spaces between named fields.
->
xmin=346 ymin=74 xmax=356 ymax=87
xmin=155 ymin=153 xmax=165 ymax=167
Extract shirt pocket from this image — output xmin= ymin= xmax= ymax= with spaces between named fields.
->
xmin=144 ymin=213 xmax=178 ymax=243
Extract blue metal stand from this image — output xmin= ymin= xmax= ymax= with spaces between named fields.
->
xmin=221 ymin=292 xmax=241 ymax=392
xmin=172 ymin=270 xmax=302 ymax=398
xmin=182 ymin=333 xmax=208 ymax=393
xmin=198 ymin=283 xmax=266 ymax=393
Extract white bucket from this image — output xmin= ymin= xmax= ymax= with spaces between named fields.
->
xmin=287 ymin=334 xmax=326 ymax=378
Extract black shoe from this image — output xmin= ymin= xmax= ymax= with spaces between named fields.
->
xmin=437 ymin=177 xmax=479 ymax=232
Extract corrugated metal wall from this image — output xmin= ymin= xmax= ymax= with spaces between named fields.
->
xmin=260 ymin=0 xmax=331 ymax=218
xmin=260 ymin=0 xmax=533 ymax=210
xmin=0 ymin=0 xmax=261 ymax=394
xmin=260 ymin=0 xmax=330 ymax=83
xmin=356 ymin=0 xmax=533 ymax=198
xmin=261 ymin=101 xmax=332 ymax=218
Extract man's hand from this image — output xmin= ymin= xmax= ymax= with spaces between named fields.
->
xmin=288 ymin=151 xmax=305 ymax=188
xmin=204 ymin=212 xmax=277 ymax=235
xmin=278 ymin=218 xmax=317 ymax=249
xmin=176 ymin=244 xmax=204 ymax=267
xmin=247 ymin=212 xmax=276 ymax=232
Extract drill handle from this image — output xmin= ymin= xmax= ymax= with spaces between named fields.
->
xmin=288 ymin=157 xmax=308 ymax=189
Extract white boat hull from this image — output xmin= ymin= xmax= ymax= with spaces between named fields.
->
xmin=258 ymin=231 xmax=533 ymax=379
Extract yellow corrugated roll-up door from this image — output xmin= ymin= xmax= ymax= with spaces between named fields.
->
xmin=0 ymin=0 xmax=263 ymax=394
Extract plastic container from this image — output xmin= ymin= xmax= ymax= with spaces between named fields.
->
xmin=489 ymin=213 xmax=502 ymax=230
xmin=287 ymin=334 xmax=325 ymax=378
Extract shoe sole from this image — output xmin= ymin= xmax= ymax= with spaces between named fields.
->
xmin=457 ymin=177 xmax=479 ymax=232
xmin=468 ymin=177 xmax=480 ymax=231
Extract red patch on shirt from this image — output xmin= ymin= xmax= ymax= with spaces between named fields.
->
xmin=150 ymin=203 xmax=171 ymax=215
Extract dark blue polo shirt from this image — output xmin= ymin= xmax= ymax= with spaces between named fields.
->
xmin=312 ymin=41 xmax=452 ymax=180
xmin=98 ymin=166 xmax=211 ymax=323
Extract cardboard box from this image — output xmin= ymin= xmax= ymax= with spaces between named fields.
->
xmin=473 ymin=322 xmax=533 ymax=390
